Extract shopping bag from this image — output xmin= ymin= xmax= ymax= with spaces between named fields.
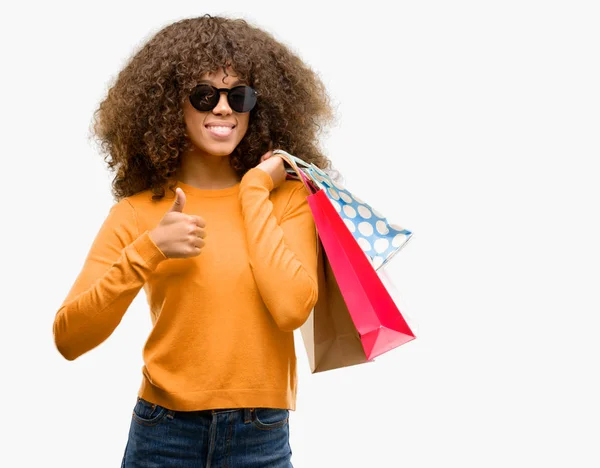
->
xmin=275 ymin=149 xmax=413 ymax=271
xmin=277 ymin=152 xmax=416 ymax=373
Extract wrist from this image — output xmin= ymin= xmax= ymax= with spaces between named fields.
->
xmin=148 ymin=228 xmax=165 ymax=253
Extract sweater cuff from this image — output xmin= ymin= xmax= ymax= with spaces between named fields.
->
xmin=132 ymin=230 xmax=168 ymax=270
xmin=241 ymin=167 xmax=275 ymax=191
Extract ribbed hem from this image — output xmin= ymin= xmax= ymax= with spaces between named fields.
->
xmin=132 ymin=230 xmax=168 ymax=269
xmin=138 ymin=374 xmax=296 ymax=412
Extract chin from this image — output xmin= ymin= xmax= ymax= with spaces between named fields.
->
xmin=211 ymin=146 xmax=238 ymax=157
xmin=196 ymin=143 xmax=239 ymax=157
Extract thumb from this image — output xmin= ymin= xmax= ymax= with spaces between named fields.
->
xmin=168 ymin=188 xmax=186 ymax=213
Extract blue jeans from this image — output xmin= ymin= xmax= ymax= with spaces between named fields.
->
xmin=121 ymin=397 xmax=293 ymax=467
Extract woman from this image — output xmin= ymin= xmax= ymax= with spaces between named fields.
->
xmin=52 ymin=15 xmax=335 ymax=467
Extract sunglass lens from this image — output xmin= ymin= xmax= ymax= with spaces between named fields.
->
xmin=229 ymin=86 xmax=257 ymax=113
xmin=189 ymin=85 xmax=218 ymax=111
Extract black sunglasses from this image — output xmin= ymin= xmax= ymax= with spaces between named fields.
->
xmin=189 ymin=84 xmax=258 ymax=113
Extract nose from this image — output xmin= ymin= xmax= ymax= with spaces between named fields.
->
xmin=212 ymin=91 xmax=232 ymax=115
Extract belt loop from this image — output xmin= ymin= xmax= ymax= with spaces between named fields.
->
xmin=244 ymin=408 xmax=252 ymax=424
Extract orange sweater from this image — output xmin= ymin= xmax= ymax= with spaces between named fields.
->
xmin=53 ymin=167 xmax=318 ymax=411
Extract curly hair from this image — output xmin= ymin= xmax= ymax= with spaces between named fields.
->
xmin=90 ymin=14 xmax=338 ymax=202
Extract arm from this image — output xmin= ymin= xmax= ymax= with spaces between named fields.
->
xmin=239 ymin=168 xmax=318 ymax=332
xmin=53 ymin=198 xmax=167 ymax=360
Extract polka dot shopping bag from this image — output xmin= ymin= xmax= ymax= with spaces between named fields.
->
xmin=274 ymin=149 xmax=413 ymax=271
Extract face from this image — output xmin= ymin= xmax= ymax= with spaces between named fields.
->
xmin=182 ymin=66 xmax=251 ymax=158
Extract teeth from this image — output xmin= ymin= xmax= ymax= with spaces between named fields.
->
xmin=207 ymin=125 xmax=234 ymax=136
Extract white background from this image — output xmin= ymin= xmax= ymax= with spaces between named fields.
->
xmin=2 ymin=1 xmax=599 ymax=466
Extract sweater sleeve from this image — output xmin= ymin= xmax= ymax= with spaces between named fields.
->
xmin=239 ymin=168 xmax=319 ymax=332
xmin=53 ymin=198 xmax=168 ymax=360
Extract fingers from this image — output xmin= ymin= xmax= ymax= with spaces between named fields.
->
xmin=193 ymin=226 xmax=206 ymax=239
xmin=188 ymin=216 xmax=206 ymax=237
xmin=188 ymin=222 xmax=206 ymax=252
xmin=190 ymin=215 xmax=206 ymax=228
xmin=193 ymin=236 xmax=206 ymax=250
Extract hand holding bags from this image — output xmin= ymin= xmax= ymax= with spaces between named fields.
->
xmin=274 ymin=150 xmax=416 ymax=373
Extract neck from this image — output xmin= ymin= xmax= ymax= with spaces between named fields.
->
xmin=176 ymin=148 xmax=241 ymax=189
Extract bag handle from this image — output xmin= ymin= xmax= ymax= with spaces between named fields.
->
xmin=272 ymin=149 xmax=318 ymax=195
xmin=273 ymin=149 xmax=312 ymax=169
